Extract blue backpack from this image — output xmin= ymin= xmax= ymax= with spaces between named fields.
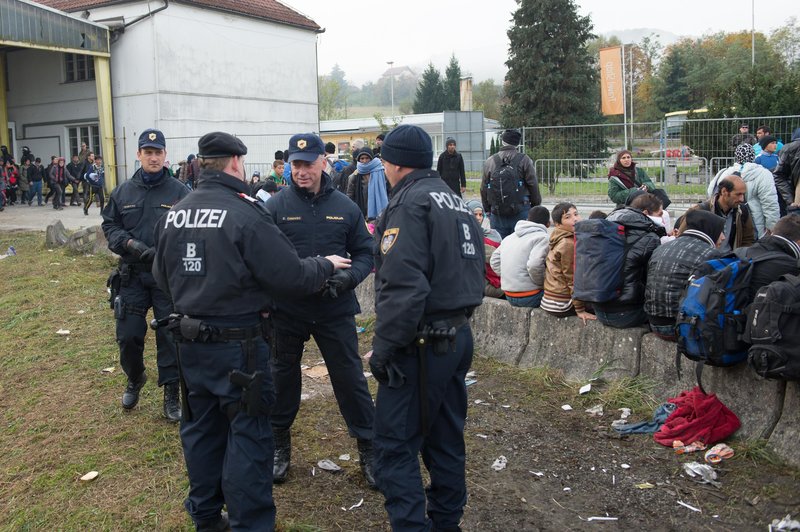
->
xmin=675 ymin=250 xmax=785 ymax=388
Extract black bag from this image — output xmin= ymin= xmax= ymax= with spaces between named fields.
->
xmin=652 ymin=188 xmax=672 ymax=209
xmin=487 ymin=152 xmax=525 ymax=217
xmin=744 ymin=274 xmax=800 ymax=380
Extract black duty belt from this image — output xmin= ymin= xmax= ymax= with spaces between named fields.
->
xmin=423 ymin=312 xmax=469 ymax=331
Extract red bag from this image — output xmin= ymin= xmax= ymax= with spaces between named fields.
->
xmin=654 ymin=386 xmax=740 ymax=447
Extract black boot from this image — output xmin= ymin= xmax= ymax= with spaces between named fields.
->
xmin=163 ymin=382 xmax=181 ymax=422
xmin=121 ymin=372 xmax=147 ymax=410
xmin=272 ymin=427 xmax=291 ymax=483
xmin=196 ymin=510 xmax=230 ymax=532
xmin=357 ymin=438 xmax=377 ymax=490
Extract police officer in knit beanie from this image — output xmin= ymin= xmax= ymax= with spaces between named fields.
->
xmin=380 ymin=124 xmax=434 ymax=169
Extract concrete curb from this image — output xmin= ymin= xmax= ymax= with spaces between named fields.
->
xmin=355 ymin=273 xmax=798 ymax=466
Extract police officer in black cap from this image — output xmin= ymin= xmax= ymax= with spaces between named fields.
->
xmin=153 ymin=131 xmax=351 ymax=530
xmin=265 ymin=133 xmax=376 ymax=487
xmin=368 ymin=124 xmax=484 ymax=531
xmin=101 ymin=129 xmax=189 ymax=421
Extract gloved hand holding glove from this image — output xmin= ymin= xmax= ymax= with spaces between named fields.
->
xmin=126 ymin=239 xmax=156 ymax=263
xmin=321 ymin=270 xmax=356 ymax=299
xmin=368 ymin=350 xmax=406 ymax=388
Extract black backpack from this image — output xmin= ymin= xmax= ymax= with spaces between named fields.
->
xmin=487 ymin=152 xmax=525 ymax=216
xmin=744 ymin=274 xmax=800 ymax=380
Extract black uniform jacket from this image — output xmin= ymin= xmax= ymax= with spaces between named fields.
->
xmin=267 ymin=173 xmax=374 ymax=318
xmin=152 ymin=170 xmax=334 ymax=317
xmin=372 ymin=168 xmax=484 ymax=355
xmin=102 ymin=168 xmax=189 ymax=264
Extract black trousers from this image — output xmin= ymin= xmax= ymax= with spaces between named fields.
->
xmin=115 ymin=270 xmax=178 ymax=385
xmin=270 ymin=313 xmax=374 ymax=439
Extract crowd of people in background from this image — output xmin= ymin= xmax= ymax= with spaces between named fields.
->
xmin=479 ymin=123 xmax=800 ymax=340
xmin=0 ymin=142 xmax=102 ymax=214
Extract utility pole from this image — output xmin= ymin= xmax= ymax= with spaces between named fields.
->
xmin=386 ymin=61 xmax=395 ymax=118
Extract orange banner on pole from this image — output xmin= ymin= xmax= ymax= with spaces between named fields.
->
xmin=599 ymin=46 xmax=624 ymax=116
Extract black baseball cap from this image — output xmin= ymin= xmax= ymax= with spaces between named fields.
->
xmin=287 ymin=133 xmax=325 ymax=163
xmin=138 ymin=129 xmax=166 ymax=149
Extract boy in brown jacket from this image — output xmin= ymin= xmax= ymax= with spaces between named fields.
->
xmin=541 ymin=202 xmax=596 ymax=323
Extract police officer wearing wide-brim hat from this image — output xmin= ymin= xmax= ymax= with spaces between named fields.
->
xmin=368 ymin=124 xmax=484 ymax=531
xmin=265 ymin=133 xmax=376 ymax=487
xmin=101 ymin=128 xmax=189 ymax=421
xmin=153 ymin=131 xmax=351 ymax=530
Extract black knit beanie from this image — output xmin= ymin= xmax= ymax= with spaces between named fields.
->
xmin=502 ymin=129 xmax=522 ymax=146
xmin=381 ymin=125 xmax=433 ymax=169
xmin=685 ymin=209 xmax=725 ymax=243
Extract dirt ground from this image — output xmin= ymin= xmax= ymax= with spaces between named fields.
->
xmin=276 ymin=327 xmax=800 ymax=531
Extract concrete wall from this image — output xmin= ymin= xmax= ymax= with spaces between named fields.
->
xmin=354 ymin=275 xmax=799 ymax=468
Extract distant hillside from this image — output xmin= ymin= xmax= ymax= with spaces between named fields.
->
xmin=601 ymin=28 xmax=684 ymax=48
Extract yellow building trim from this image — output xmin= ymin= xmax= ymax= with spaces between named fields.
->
xmin=0 ymin=53 xmax=8 ymax=149
xmin=0 ymin=39 xmax=110 ymax=58
xmin=94 ymin=56 xmax=117 ymax=190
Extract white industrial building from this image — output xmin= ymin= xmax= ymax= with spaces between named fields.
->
xmin=2 ymin=0 xmax=322 ymax=187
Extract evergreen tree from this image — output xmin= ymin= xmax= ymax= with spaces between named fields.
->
xmin=444 ymin=55 xmax=462 ymax=111
xmin=501 ymin=0 xmax=601 ymax=127
xmin=413 ymin=63 xmax=445 ymax=114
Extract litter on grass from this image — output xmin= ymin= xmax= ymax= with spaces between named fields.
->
xmin=56 ymin=329 xmax=70 ymax=335
xmin=585 ymin=404 xmax=604 ymax=417
xmin=491 ymin=456 xmax=508 ymax=471
xmin=317 ymin=459 xmax=341 ymax=472
xmin=587 ymin=517 xmax=618 ymax=521
xmin=683 ymin=462 xmax=720 ymax=487
xmin=476 ymin=434 xmax=488 ymax=439
xmin=677 ymin=500 xmax=702 ymax=513
xmin=80 ymin=471 xmax=99 ymax=482
xmin=465 ymin=378 xmax=477 ymax=386
xmin=342 ymin=498 xmax=364 ymax=511
xmin=636 ymin=482 xmax=655 ymax=489
xmin=561 ymin=404 xmax=573 ymax=411
xmin=704 ymin=443 xmax=735 ymax=464
xmin=101 ymin=367 xmax=115 ymax=374
xmin=770 ymin=514 xmax=800 ymax=531
xmin=579 ymin=383 xmax=592 ymax=395
xmin=339 ymin=454 xmax=350 ymax=461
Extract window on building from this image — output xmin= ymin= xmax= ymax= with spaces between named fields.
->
xmin=67 ymin=125 xmax=100 ymax=157
xmin=64 ymin=53 xmax=95 ymax=82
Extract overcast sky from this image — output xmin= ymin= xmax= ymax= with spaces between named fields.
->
xmin=283 ymin=0 xmax=798 ymax=85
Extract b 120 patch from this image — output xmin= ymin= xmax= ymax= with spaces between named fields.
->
xmin=180 ymin=240 xmax=205 ymax=276
xmin=458 ymin=220 xmax=479 ymax=260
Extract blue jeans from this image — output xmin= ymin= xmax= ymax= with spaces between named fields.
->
xmin=595 ymin=307 xmax=647 ymax=328
xmin=490 ymin=205 xmax=530 ymax=240
xmin=649 ymin=323 xmax=677 ymax=341
xmin=507 ymin=291 xmax=544 ymax=308
xmin=29 ymin=181 xmax=43 ymax=205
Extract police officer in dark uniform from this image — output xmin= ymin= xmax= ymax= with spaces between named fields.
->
xmin=368 ymin=124 xmax=484 ymax=532
xmin=152 ymin=131 xmax=351 ymax=530
xmin=265 ymin=133 xmax=376 ymax=487
xmin=101 ymin=129 xmax=189 ymax=421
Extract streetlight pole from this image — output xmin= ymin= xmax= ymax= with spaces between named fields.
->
xmin=751 ymin=0 xmax=755 ymax=66
xmin=386 ymin=61 xmax=395 ymax=118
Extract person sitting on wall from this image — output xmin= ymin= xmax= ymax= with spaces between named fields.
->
xmin=466 ymin=200 xmax=504 ymax=299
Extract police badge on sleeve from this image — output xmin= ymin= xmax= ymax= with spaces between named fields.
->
xmin=381 ymin=228 xmax=399 ymax=254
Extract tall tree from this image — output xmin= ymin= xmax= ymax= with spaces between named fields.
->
xmin=443 ymin=55 xmax=462 ymax=111
xmin=502 ymin=0 xmax=601 ymax=127
xmin=412 ymin=63 xmax=445 ymax=114
xmin=318 ymin=75 xmax=346 ymax=120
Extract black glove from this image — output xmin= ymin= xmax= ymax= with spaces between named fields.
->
xmin=369 ymin=351 xmax=406 ymax=388
xmin=321 ymin=270 xmax=356 ymax=299
xmin=126 ymin=239 xmax=155 ymax=263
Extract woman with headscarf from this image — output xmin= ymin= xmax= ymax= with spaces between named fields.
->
xmin=708 ymin=143 xmax=779 ymax=238
xmin=466 ymin=199 xmax=504 ymax=298
xmin=607 ymin=150 xmax=656 ymax=207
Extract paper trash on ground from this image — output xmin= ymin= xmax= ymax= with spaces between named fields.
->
xmin=317 ymin=459 xmax=341 ymax=472
xmin=579 ymin=383 xmax=592 ymax=395
xmin=585 ymin=404 xmax=603 ymax=416
xmin=491 ymin=456 xmax=508 ymax=471
xmin=561 ymin=404 xmax=573 ymax=411
xmin=80 ymin=471 xmax=99 ymax=481
xmin=342 ymin=498 xmax=364 ymax=511
xmin=56 ymin=329 xmax=70 ymax=335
